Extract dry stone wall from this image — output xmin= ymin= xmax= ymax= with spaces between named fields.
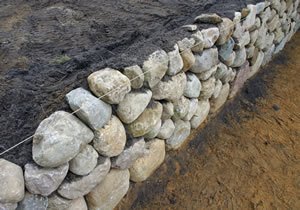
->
xmin=0 ymin=0 xmax=299 ymax=209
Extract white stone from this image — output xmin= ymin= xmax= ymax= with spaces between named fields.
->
xmin=200 ymin=77 xmax=216 ymax=100
xmin=16 ymin=192 xmax=47 ymax=210
xmin=144 ymin=120 xmax=162 ymax=139
xmin=183 ymin=99 xmax=198 ymax=121
xmin=217 ymin=18 xmax=234 ymax=45
xmin=123 ymin=65 xmax=144 ymax=89
xmin=66 ymin=197 xmax=87 ymax=210
xmin=243 ymin=5 xmax=257 ymax=30
xmin=194 ymin=13 xmax=223 ymax=24
xmin=184 ymin=73 xmax=201 ymax=98
xmin=191 ymin=31 xmax=204 ymax=53
xmin=173 ymin=96 xmax=190 ymax=120
xmin=197 ymin=65 xmax=217 ymax=81
xmin=0 ymin=203 xmax=17 ymax=210
xmin=167 ymin=44 xmax=184 ymax=76
xmin=191 ymin=100 xmax=210 ymax=129
xmin=161 ymin=101 xmax=174 ymax=120
xmin=210 ymin=83 xmax=230 ymax=113
xmin=201 ymin=28 xmax=220 ymax=48
xmin=212 ymin=79 xmax=223 ymax=99
xmin=191 ymin=48 xmax=219 ymax=73
xmin=157 ymin=119 xmax=175 ymax=139
xmin=166 ymin=120 xmax=191 ymax=150
xmin=232 ymin=48 xmax=247 ymax=67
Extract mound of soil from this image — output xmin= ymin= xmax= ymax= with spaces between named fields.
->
xmin=0 ymin=0 xmax=260 ymax=166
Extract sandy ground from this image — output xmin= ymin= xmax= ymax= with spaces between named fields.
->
xmin=117 ymin=32 xmax=300 ymax=210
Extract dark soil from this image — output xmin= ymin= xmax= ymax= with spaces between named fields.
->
xmin=117 ymin=32 xmax=300 ymax=210
xmin=0 ymin=0 xmax=261 ymax=166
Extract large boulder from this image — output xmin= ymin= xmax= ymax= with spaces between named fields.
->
xmin=126 ymin=101 xmax=163 ymax=137
xmin=66 ymin=88 xmax=112 ymax=130
xmin=16 ymin=192 xmax=47 ymax=210
xmin=24 ymin=163 xmax=69 ymax=196
xmin=88 ymin=68 xmax=131 ymax=104
xmin=191 ymin=100 xmax=210 ymax=129
xmin=123 ymin=65 xmax=144 ymax=89
xmin=0 ymin=159 xmax=24 ymax=203
xmin=166 ymin=120 xmax=191 ymax=150
xmin=32 ymin=111 xmax=94 ymax=168
xmin=191 ymin=48 xmax=219 ymax=73
xmin=184 ymin=73 xmax=201 ymax=98
xmin=86 ymin=169 xmax=130 ymax=210
xmin=130 ymin=139 xmax=165 ymax=182
xmin=93 ymin=116 xmax=126 ymax=157
xmin=116 ymin=89 xmax=152 ymax=124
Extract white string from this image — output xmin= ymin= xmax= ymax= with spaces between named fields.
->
xmin=0 ymin=15 xmax=248 ymax=157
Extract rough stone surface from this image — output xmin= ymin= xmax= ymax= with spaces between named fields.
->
xmin=232 ymin=48 xmax=247 ymax=67
xmin=166 ymin=120 xmax=191 ymax=150
xmin=212 ymin=79 xmax=223 ymax=99
xmin=112 ymin=138 xmax=147 ymax=170
xmin=191 ymin=31 xmax=205 ymax=53
xmin=0 ymin=203 xmax=17 ymax=210
xmin=167 ymin=44 xmax=184 ymax=76
xmin=235 ymin=30 xmax=250 ymax=49
xmin=16 ymin=192 xmax=47 ymax=210
xmin=201 ymin=28 xmax=220 ymax=48
xmin=200 ymin=77 xmax=216 ymax=100
xmin=47 ymin=194 xmax=71 ymax=210
xmin=24 ymin=163 xmax=69 ymax=197
xmin=157 ymin=119 xmax=175 ymax=140
xmin=88 ymin=68 xmax=131 ymax=104
xmin=32 ymin=111 xmax=94 ymax=168
xmin=184 ymin=73 xmax=201 ymax=98
xmin=215 ymin=62 xmax=236 ymax=84
xmin=143 ymin=50 xmax=169 ymax=88
xmin=191 ymin=100 xmax=210 ymax=129
xmin=161 ymin=101 xmax=174 ymax=120
xmin=86 ymin=169 xmax=130 ymax=210
xmin=197 ymin=65 xmax=217 ymax=81
xmin=0 ymin=159 xmax=24 ymax=203
xmin=173 ymin=96 xmax=190 ymax=120
xmin=218 ymin=38 xmax=235 ymax=63
xmin=57 ymin=157 xmax=111 ymax=199
xmin=126 ymin=101 xmax=163 ymax=137
xmin=246 ymin=45 xmax=256 ymax=59
xmin=194 ymin=13 xmax=223 ymax=24
xmin=116 ymin=89 xmax=152 ymax=124
xmin=182 ymin=24 xmax=197 ymax=32
xmin=123 ymin=65 xmax=144 ymax=89
xmin=243 ymin=4 xmax=257 ymax=30
xmin=191 ymin=48 xmax=219 ymax=73
xmin=93 ymin=115 xmax=126 ymax=157
xmin=152 ymin=72 xmax=186 ymax=101
xmin=69 ymin=145 xmax=99 ymax=176
xmin=180 ymin=50 xmax=196 ymax=71
xmin=66 ymin=88 xmax=112 ymax=130
xmin=130 ymin=139 xmax=165 ymax=182
xmin=210 ymin=83 xmax=230 ymax=113
xmin=66 ymin=197 xmax=88 ymax=210
xmin=183 ymin=99 xmax=198 ymax=121
xmin=217 ymin=18 xmax=234 ymax=45
xmin=144 ymin=120 xmax=162 ymax=139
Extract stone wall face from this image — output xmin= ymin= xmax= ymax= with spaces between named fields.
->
xmin=0 ymin=1 xmax=299 ymax=209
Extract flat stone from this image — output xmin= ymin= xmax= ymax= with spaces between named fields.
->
xmin=88 ymin=68 xmax=131 ymax=104
xmin=201 ymin=27 xmax=220 ymax=48
xmin=0 ymin=159 xmax=24 ymax=203
xmin=191 ymin=31 xmax=205 ymax=53
xmin=47 ymin=194 xmax=71 ymax=210
xmin=194 ymin=13 xmax=223 ymax=24
xmin=243 ymin=4 xmax=257 ymax=30
xmin=69 ymin=145 xmax=98 ymax=176
xmin=126 ymin=101 xmax=163 ymax=137
xmin=112 ymin=138 xmax=147 ymax=170
xmin=218 ymin=38 xmax=235 ymax=63
xmin=123 ymin=65 xmax=144 ymax=89
xmin=231 ymin=48 xmax=247 ymax=67
xmin=191 ymin=100 xmax=210 ymax=129
xmin=116 ymin=89 xmax=152 ymax=124
xmin=130 ymin=139 xmax=165 ymax=182
xmin=66 ymin=88 xmax=112 ymax=131
xmin=200 ymin=77 xmax=216 ymax=100
xmin=32 ymin=111 xmax=94 ymax=168
xmin=191 ymin=48 xmax=219 ymax=73
xmin=57 ymin=157 xmax=111 ymax=199
xmin=183 ymin=99 xmax=198 ymax=121
xmin=197 ymin=65 xmax=217 ymax=81
xmin=173 ymin=96 xmax=190 ymax=120
xmin=157 ymin=119 xmax=175 ymax=139
xmin=166 ymin=120 xmax=191 ymax=150
xmin=217 ymin=18 xmax=234 ymax=45
xmin=66 ymin=197 xmax=87 ymax=210
xmin=93 ymin=115 xmax=126 ymax=157
xmin=210 ymin=83 xmax=230 ymax=113
xmin=212 ymin=79 xmax=223 ymax=99
xmin=143 ymin=50 xmax=169 ymax=88
xmin=0 ymin=203 xmax=17 ymax=210
xmin=167 ymin=44 xmax=184 ymax=76
xmin=161 ymin=101 xmax=174 ymax=120
xmin=16 ymin=192 xmax=47 ymax=210
xmin=184 ymin=73 xmax=201 ymax=98
xmin=151 ymin=72 xmax=186 ymax=101
xmin=144 ymin=119 xmax=162 ymax=139
xmin=24 ymin=163 xmax=69 ymax=196
xmin=86 ymin=169 xmax=130 ymax=210
xmin=249 ymin=51 xmax=264 ymax=78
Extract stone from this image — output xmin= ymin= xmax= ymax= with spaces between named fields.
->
xmin=112 ymin=138 xmax=147 ymax=170
xmin=66 ymin=88 xmax=112 ymax=130
xmin=144 ymin=120 xmax=162 ymax=139
xmin=167 ymin=44 xmax=184 ymax=76
xmin=166 ymin=120 xmax=191 ymax=150
xmin=229 ymin=61 xmax=251 ymax=99
xmin=217 ymin=18 xmax=234 ymax=45
xmin=116 ymin=89 xmax=152 ymax=124
xmin=212 ymin=80 xmax=223 ymax=99
xmin=262 ymin=44 xmax=275 ymax=66
xmin=157 ymin=119 xmax=175 ymax=139
xmin=151 ymin=73 xmax=187 ymax=101
xmin=267 ymin=14 xmax=280 ymax=32
xmin=194 ymin=13 xmax=223 ymax=24
xmin=93 ymin=115 xmax=126 ymax=157
xmin=201 ymin=28 xmax=220 ymax=48
xmin=178 ymin=38 xmax=195 ymax=51
xmin=47 ymin=194 xmax=71 ymax=210
xmin=264 ymin=33 xmax=275 ymax=50
xmin=24 ymin=163 xmax=69 ymax=196
xmin=256 ymin=2 xmax=266 ymax=14
xmin=260 ymin=7 xmax=272 ymax=23
xmin=88 ymin=68 xmax=131 ymax=104
xmin=270 ymin=0 xmax=281 ymax=12
xmin=191 ymin=48 xmax=219 ymax=73
xmin=86 ymin=169 xmax=130 ymax=210
xmin=16 ymin=193 xmax=47 ymax=210
xmin=184 ymin=73 xmax=201 ymax=98
xmin=183 ymin=99 xmax=198 ymax=121
xmin=180 ymin=50 xmax=196 ymax=71
xmin=250 ymin=30 xmax=259 ymax=45
xmin=274 ymin=28 xmax=285 ymax=44
xmin=218 ymin=38 xmax=235 ymax=63
xmin=243 ymin=5 xmax=257 ymax=30
xmin=32 ymin=111 xmax=94 ymax=167
xmin=0 ymin=159 xmax=24 ymax=203
xmin=246 ymin=45 xmax=256 ymax=59
xmin=0 ymin=203 xmax=17 ymax=210
xmin=234 ymin=30 xmax=250 ymax=49
xmin=123 ymin=65 xmax=144 ymax=89
xmin=250 ymin=17 xmax=261 ymax=31
xmin=232 ymin=48 xmax=247 ymax=68
xmin=126 ymin=101 xmax=163 ymax=137
xmin=191 ymin=31 xmax=205 ymax=53
xmin=210 ymin=83 xmax=230 ymax=113
xmin=241 ymin=8 xmax=250 ymax=18
xmin=130 ymin=139 xmax=165 ymax=182
xmin=69 ymin=145 xmax=98 ymax=176
xmin=66 ymin=197 xmax=87 ymax=210
xmin=255 ymin=23 xmax=268 ymax=50
xmin=173 ymin=96 xmax=190 ymax=120
xmin=161 ymin=101 xmax=174 ymax=120
xmin=190 ymin=100 xmax=210 ymax=129
xmin=215 ymin=62 xmax=236 ymax=84
xmin=197 ymin=65 xmax=217 ymax=81
xmin=57 ymin=157 xmax=111 ymax=199
xmin=249 ymin=51 xmax=264 ymax=78
xmin=200 ymin=77 xmax=216 ymax=100
xmin=143 ymin=50 xmax=169 ymax=88
xmin=182 ymin=24 xmax=197 ymax=32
